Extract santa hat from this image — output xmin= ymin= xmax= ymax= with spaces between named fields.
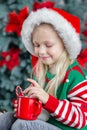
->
xmin=21 ymin=8 xmax=82 ymax=60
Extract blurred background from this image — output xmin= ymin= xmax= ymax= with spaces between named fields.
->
xmin=0 ymin=0 xmax=87 ymax=111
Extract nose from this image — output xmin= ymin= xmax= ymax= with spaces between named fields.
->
xmin=39 ymin=46 xmax=46 ymax=55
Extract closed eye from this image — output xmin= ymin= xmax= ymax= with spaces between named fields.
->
xmin=33 ymin=43 xmax=40 ymax=47
xmin=46 ymin=45 xmax=53 ymax=47
xmin=45 ymin=42 xmax=54 ymax=47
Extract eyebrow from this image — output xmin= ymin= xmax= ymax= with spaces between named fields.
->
xmin=33 ymin=40 xmax=53 ymax=44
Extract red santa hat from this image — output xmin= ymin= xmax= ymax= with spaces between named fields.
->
xmin=21 ymin=7 xmax=81 ymax=60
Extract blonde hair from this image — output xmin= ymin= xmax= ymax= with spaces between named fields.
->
xmin=31 ymin=49 xmax=72 ymax=97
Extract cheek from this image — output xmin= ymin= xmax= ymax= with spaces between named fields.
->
xmin=49 ymin=46 xmax=58 ymax=54
xmin=55 ymin=44 xmax=64 ymax=54
xmin=34 ymin=48 xmax=38 ymax=54
xmin=49 ymin=46 xmax=63 ymax=57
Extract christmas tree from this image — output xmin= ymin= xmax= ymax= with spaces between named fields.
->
xmin=0 ymin=0 xmax=87 ymax=111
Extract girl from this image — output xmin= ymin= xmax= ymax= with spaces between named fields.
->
xmin=0 ymin=7 xmax=87 ymax=130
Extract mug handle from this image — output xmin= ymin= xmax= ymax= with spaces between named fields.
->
xmin=32 ymin=101 xmax=42 ymax=118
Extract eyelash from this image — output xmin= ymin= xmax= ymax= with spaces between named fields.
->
xmin=34 ymin=46 xmax=52 ymax=48
xmin=33 ymin=44 xmax=39 ymax=47
xmin=33 ymin=44 xmax=53 ymax=48
xmin=47 ymin=45 xmax=53 ymax=47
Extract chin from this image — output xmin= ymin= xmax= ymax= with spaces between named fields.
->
xmin=43 ymin=62 xmax=52 ymax=66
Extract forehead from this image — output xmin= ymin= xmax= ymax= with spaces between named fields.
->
xmin=32 ymin=23 xmax=59 ymax=41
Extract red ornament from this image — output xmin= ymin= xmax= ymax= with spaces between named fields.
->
xmin=77 ymin=48 xmax=87 ymax=68
xmin=32 ymin=55 xmax=38 ymax=68
xmin=85 ymin=40 xmax=87 ymax=44
xmin=5 ymin=6 xmax=29 ymax=36
xmin=82 ymin=29 xmax=87 ymax=37
xmin=0 ymin=48 xmax=21 ymax=70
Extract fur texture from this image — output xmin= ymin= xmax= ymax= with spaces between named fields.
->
xmin=21 ymin=8 xmax=82 ymax=59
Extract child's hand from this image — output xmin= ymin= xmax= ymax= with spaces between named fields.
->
xmin=13 ymin=99 xmax=18 ymax=117
xmin=23 ymin=78 xmax=49 ymax=105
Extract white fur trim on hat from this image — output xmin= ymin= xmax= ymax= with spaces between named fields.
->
xmin=21 ymin=8 xmax=82 ymax=59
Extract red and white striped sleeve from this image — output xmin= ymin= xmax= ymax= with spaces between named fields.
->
xmin=43 ymin=80 xmax=87 ymax=129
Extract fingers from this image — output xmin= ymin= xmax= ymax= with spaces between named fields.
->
xmin=26 ymin=78 xmax=39 ymax=86
xmin=27 ymin=87 xmax=38 ymax=97
xmin=22 ymin=78 xmax=43 ymax=100
xmin=13 ymin=99 xmax=18 ymax=117
xmin=23 ymin=85 xmax=38 ymax=96
xmin=14 ymin=108 xmax=17 ymax=117
xmin=14 ymin=113 xmax=17 ymax=117
xmin=23 ymin=85 xmax=32 ymax=94
xmin=23 ymin=78 xmax=40 ymax=95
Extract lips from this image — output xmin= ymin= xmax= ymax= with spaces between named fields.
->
xmin=40 ymin=56 xmax=49 ymax=60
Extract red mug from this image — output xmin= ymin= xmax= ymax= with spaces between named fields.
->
xmin=15 ymin=86 xmax=42 ymax=120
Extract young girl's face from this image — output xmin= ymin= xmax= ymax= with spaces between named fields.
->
xmin=32 ymin=24 xmax=64 ymax=68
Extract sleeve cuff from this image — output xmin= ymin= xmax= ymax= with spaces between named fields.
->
xmin=43 ymin=95 xmax=59 ymax=113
